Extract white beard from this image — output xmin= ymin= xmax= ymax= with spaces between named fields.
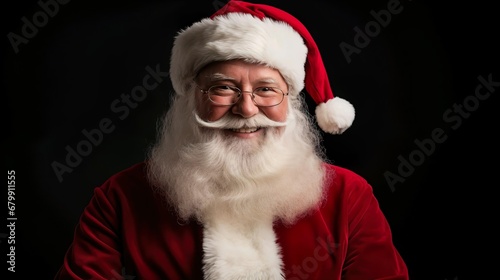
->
xmin=147 ymin=93 xmax=328 ymax=224
xmin=146 ymin=92 xmax=330 ymax=279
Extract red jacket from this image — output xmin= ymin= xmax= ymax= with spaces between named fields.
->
xmin=55 ymin=161 xmax=408 ymax=279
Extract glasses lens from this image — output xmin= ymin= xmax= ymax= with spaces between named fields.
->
xmin=208 ymin=85 xmax=240 ymax=105
xmin=253 ymin=87 xmax=284 ymax=107
xmin=206 ymin=85 xmax=285 ymax=106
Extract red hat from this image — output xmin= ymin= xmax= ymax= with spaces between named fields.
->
xmin=170 ymin=0 xmax=355 ymax=134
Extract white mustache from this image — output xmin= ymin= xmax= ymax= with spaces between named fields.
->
xmin=193 ymin=111 xmax=288 ymax=130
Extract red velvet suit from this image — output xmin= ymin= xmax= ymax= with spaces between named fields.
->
xmin=55 ymin=162 xmax=408 ymax=279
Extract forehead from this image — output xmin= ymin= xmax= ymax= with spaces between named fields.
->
xmin=196 ymin=60 xmax=283 ymax=80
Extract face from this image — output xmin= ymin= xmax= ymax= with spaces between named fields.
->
xmin=194 ymin=60 xmax=289 ymax=139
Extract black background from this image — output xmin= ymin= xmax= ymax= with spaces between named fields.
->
xmin=3 ymin=0 xmax=499 ymax=279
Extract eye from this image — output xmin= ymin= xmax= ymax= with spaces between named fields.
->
xmin=210 ymin=85 xmax=239 ymax=96
xmin=254 ymin=87 xmax=279 ymax=97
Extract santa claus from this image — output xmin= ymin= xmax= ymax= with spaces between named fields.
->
xmin=55 ymin=1 xmax=408 ymax=279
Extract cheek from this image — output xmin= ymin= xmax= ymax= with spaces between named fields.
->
xmin=265 ymin=108 xmax=287 ymax=122
xmin=196 ymin=99 xmax=231 ymax=121
xmin=263 ymin=102 xmax=289 ymax=122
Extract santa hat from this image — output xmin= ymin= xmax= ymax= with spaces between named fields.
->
xmin=170 ymin=0 xmax=355 ymax=134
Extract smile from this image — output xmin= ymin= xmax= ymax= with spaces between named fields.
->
xmin=230 ymin=127 xmax=260 ymax=133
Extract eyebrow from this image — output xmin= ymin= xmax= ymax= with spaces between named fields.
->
xmin=205 ymin=73 xmax=235 ymax=82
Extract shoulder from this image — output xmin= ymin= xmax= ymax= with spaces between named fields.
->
xmin=320 ymin=163 xmax=383 ymax=227
xmin=324 ymin=163 xmax=370 ymax=188
xmin=322 ymin=163 xmax=374 ymax=201
xmin=105 ymin=161 xmax=149 ymax=188
xmin=93 ymin=161 xmax=154 ymax=204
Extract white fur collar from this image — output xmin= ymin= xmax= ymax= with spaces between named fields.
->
xmin=201 ymin=214 xmax=284 ymax=280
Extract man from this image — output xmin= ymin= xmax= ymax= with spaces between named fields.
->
xmin=55 ymin=1 xmax=409 ymax=279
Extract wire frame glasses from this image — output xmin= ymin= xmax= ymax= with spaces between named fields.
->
xmin=197 ymin=85 xmax=288 ymax=107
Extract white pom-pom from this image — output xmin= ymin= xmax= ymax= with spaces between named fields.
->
xmin=315 ymin=97 xmax=355 ymax=134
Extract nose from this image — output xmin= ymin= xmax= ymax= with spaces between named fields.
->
xmin=231 ymin=91 xmax=259 ymax=118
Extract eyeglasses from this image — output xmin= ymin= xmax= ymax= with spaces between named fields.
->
xmin=197 ymin=84 xmax=288 ymax=107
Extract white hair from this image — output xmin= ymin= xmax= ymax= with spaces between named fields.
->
xmin=146 ymin=85 xmax=331 ymax=225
